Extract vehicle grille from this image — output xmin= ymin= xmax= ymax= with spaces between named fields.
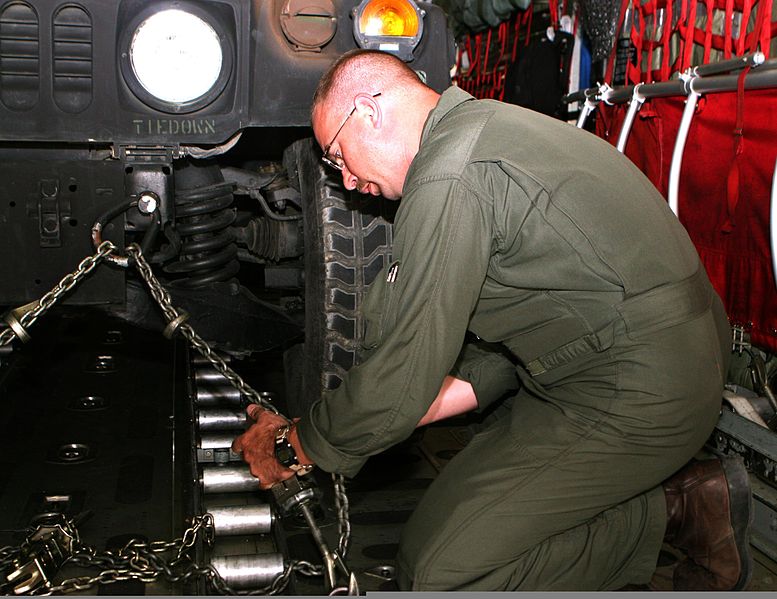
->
xmin=0 ymin=1 xmax=40 ymax=111
xmin=52 ymin=4 xmax=92 ymax=113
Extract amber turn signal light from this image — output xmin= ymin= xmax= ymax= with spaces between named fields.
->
xmin=357 ymin=0 xmax=420 ymax=37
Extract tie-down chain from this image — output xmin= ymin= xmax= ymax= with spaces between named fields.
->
xmin=0 ymin=240 xmax=354 ymax=596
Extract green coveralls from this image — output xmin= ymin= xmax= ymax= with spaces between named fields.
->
xmin=296 ymin=86 xmax=730 ymax=590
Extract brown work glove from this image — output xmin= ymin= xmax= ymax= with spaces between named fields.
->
xmin=231 ymin=405 xmax=299 ymax=490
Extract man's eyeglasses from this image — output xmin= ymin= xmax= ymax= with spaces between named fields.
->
xmin=322 ymin=93 xmax=381 ymax=171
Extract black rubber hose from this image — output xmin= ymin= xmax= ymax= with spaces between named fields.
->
xmin=93 ymin=198 xmax=136 ymax=231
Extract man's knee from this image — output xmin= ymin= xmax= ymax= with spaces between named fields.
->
xmin=395 ymin=527 xmax=490 ymax=591
xmin=394 ymin=547 xmax=449 ymax=590
xmin=395 ymin=528 xmax=449 ymax=590
xmin=395 ymin=529 xmax=424 ymax=590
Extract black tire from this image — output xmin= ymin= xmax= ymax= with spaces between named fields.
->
xmin=283 ymin=138 xmax=395 ymax=417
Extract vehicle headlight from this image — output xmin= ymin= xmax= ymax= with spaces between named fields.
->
xmin=352 ymin=0 xmax=424 ymax=62
xmin=120 ymin=7 xmax=232 ymax=113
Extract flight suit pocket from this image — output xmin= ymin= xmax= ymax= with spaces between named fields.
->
xmin=362 ymin=261 xmax=401 ymax=351
xmin=524 ymin=323 xmax=616 ymax=388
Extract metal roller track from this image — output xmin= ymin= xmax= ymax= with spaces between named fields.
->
xmin=195 ymin=386 xmax=242 ymax=405
xmin=196 ymin=431 xmax=241 ymax=464
xmin=195 ymin=368 xmax=231 ymax=385
xmin=189 ymin=354 xmax=298 ymax=594
xmin=199 ymin=431 xmax=241 ymax=450
xmin=201 ymin=461 xmax=259 ymax=494
xmin=205 ymin=504 xmax=275 ymax=536
xmin=211 ymin=554 xmax=286 ymax=589
xmin=198 ymin=407 xmax=248 ymax=430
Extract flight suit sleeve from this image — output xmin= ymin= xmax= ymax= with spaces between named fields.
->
xmin=297 ymin=178 xmax=495 ymax=477
xmin=450 ymin=341 xmax=520 ymax=411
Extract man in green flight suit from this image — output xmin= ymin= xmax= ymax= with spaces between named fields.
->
xmin=233 ymin=49 xmax=752 ymax=591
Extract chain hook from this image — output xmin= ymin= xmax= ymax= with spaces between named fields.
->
xmin=2 ymin=300 xmax=39 ymax=343
xmin=91 ymin=222 xmax=131 ymax=268
xmin=0 ymin=239 xmax=119 ymax=347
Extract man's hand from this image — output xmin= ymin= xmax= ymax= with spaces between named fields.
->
xmin=231 ymin=405 xmax=297 ymax=490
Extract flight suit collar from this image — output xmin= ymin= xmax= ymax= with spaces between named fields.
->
xmin=419 ymin=85 xmax=476 ymax=146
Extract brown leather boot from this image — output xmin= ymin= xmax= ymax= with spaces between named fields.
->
xmin=662 ymin=456 xmax=753 ymax=591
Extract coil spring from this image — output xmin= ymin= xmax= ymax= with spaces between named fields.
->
xmin=164 ymin=180 xmax=239 ymax=288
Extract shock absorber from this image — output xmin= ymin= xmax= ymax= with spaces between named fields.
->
xmin=164 ymin=160 xmax=239 ymax=288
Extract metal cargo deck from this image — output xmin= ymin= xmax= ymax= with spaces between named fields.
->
xmin=1 ymin=308 xmax=776 ymax=594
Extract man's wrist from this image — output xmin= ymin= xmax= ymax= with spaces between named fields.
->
xmin=274 ymin=423 xmax=314 ymax=474
xmin=288 ymin=423 xmax=313 ymax=466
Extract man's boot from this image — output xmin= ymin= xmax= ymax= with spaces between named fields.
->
xmin=662 ymin=455 xmax=753 ymax=591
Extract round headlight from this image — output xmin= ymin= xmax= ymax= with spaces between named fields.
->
xmin=121 ymin=7 xmax=232 ymax=113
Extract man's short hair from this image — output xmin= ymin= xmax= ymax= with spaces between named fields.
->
xmin=311 ymin=49 xmax=428 ymax=119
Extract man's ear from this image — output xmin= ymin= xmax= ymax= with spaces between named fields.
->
xmin=353 ymin=93 xmax=382 ymax=129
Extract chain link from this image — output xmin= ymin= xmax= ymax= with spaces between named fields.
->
xmin=27 ymin=515 xmax=221 ymax=595
xmin=126 ymin=243 xmax=281 ymax=415
xmin=28 ymin=515 xmax=325 ymax=596
xmin=205 ymin=559 xmax=324 ymax=596
xmin=0 ymin=240 xmax=354 ymax=594
xmin=126 ymin=244 xmax=351 ymax=588
xmin=127 ymin=243 xmax=353 ymax=566
xmin=332 ymin=474 xmax=351 ymax=558
xmin=0 ymin=241 xmax=117 ymax=347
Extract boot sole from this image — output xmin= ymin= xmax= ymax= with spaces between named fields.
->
xmin=720 ymin=455 xmax=753 ymax=591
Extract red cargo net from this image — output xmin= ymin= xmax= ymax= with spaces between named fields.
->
xmin=596 ymin=91 xmax=777 ymax=352
xmin=454 ymin=7 xmax=533 ymax=100
xmin=605 ymin=0 xmax=776 ymax=86
xmin=598 ymin=1 xmax=777 ymax=351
